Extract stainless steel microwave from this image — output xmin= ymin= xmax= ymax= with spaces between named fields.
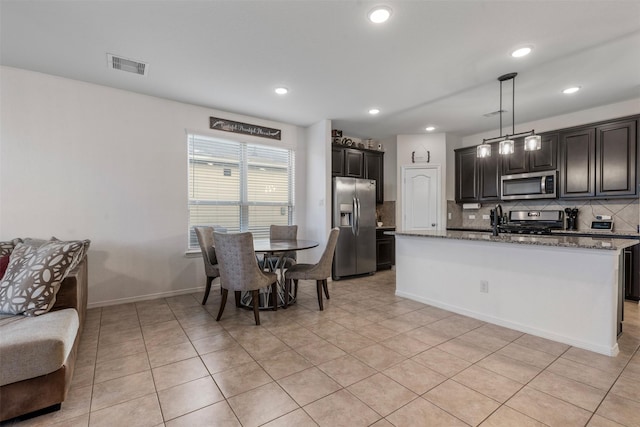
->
xmin=501 ymin=171 xmax=557 ymax=200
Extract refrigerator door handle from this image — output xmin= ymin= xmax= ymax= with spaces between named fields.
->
xmin=352 ymin=197 xmax=357 ymax=236
xmin=355 ymin=197 xmax=361 ymax=236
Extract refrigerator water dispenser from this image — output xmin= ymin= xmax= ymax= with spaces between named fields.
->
xmin=339 ymin=204 xmax=353 ymax=226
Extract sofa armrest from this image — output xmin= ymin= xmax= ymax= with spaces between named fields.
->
xmin=51 ymin=256 xmax=88 ymax=332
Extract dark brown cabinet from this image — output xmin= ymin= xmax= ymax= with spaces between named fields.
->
xmin=344 ymin=148 xmax=364 ymax=178
xmin=332 ymin=144 xmax=384 ymax=203
xmin=376 ymin=228 xmax=395 ymax=270
xmin=331 ymin=146 xmax=344 ymax=176
xmin=502 ymin=133 xmax=558 ymax=175
xmin=624 ymin=244 xmax=640 ymax=301
xmin=455 ymin=147 xmax=479 ymax=202
xmin=364 ymin=152 xmax=384 ymax=203
xmin=455 ymin=143 xmax=499 ymax=202
xmin=560 ymin=118 xmax=637 ymax=199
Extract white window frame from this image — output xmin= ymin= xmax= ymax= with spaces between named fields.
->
xmin=187 ymin=133 xmax=295 ymax=250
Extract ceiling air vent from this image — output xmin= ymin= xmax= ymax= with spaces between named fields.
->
xmin=106 ymin=53 xmax=148 ymax=76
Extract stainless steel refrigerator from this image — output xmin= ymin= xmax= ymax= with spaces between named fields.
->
xmin=332 ymin=177 xmax=377 ymax=280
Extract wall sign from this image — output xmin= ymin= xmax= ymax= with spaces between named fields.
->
xmin=209 ymin=117 xmax=281 ymax=140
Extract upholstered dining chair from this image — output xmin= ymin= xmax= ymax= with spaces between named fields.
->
xmin=194 ymin=226 xmax=220 ymax=305
xmin=263 ymin=224 xmax=298 ymax=271
xmin=213 ymin=231 xmax=277 ymax=325
xmin=283 ymin=227 xmax=340 ymax=310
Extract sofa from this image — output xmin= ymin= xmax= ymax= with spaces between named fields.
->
xmin=0 ymin=239 xmax=88 ymax=422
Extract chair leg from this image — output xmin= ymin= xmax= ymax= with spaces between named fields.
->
xmin=216 ymin=288 xmax=228 ymax=321
xmin=322 ymin=279 xmax=330 ymax=299
xmin=284 ymin=278 xmax=291 ymax=308
xmin=202 ymin=276 xmax=213 ymax=305
xmin=252 ymin=290 xmax=261 ymax=325
xmin=235 ymin=291 xmax=242 ymax=307
xmin=293 ymin=279 xmax=299 ymax=299
xmin=316 ymin=280 xmax=324 ymax=311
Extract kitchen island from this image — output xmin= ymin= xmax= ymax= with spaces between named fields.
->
xmin=394 ymin=230 xmax=639 ymax=356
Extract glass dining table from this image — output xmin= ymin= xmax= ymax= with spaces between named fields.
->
xmin=241 ymin=238 xmax=319 ymax=310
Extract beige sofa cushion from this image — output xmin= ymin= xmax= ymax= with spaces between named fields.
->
xmin=0 ymin=309 xmax=79 ymax=386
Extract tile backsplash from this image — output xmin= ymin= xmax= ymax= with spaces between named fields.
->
xmin=376 ymin=201 xmax=396 ymax=227
xmin=447 ymin=198 xmax=639 ymax=234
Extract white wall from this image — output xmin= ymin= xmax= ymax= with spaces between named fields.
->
xmin=380 ymin=136 xmax=397 ymax=201
xmin=461 ymin=98 xmax=640 ymax=147
xmin=0 ymin=66 xmax=308 ymax=307
xmin=445 ymin=134 xmax=463 ymax=201
xmin=396 ymin=134 xmax=448 ymax=231
xmin=302 ymin=120 xmax=332 ymax=262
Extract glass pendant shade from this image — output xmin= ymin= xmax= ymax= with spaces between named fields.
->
xmin=499 ymin=139 xmax=515 ymax=155
xmin=477 ymin=143 xmax=492 ymax=158
xmin=524 ymin=134 xmax=542 ymax=151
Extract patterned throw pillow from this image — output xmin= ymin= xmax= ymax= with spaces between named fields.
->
xmin=0 ymin=240 xmax=86 ymax=316
xmin=0 ymin=238 xmax=23 ymax=257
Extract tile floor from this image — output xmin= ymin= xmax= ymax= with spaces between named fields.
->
xmin=5 ymin=269 xmax=640 ymax=427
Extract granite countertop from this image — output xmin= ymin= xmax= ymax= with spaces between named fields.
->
xmin=446 ymin=227 xmax=640 ymax=239
xmin=395 ymin=229 xmax=639 ymax=251
xmin=376 ymin=226 xmax=396 ymax=230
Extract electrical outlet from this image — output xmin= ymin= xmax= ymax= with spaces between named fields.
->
xmin=448 ymin=212 xmax=452 ymax=220
xmin=469 ymin=214 xmax=476 ymax=220
xmin=482 ymin=214 xmax=490 ymax=220
xmin=480 ymin=280 xmax=489 ymax=293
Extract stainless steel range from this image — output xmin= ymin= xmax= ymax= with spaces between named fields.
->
xmin=499 ymin=210 xmax=564 ymax=235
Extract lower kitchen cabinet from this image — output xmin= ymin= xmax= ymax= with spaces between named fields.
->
xmin=376 ymin=228 xmax=395 ymax=270
xmin=625 ymin=244 xmax=640 ymax=301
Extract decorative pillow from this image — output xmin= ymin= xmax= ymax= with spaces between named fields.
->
xmin=0 ymin=238 xmax=23 ymax=257
xmin=0 ymin=240 xmax=86 ymax=316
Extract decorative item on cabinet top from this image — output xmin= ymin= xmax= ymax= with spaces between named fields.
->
xmin=411 ymin=146 xmax=430 ymax=163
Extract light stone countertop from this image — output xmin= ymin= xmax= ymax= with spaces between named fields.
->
xmin=392 ymin=229 xmax=640 ymax=251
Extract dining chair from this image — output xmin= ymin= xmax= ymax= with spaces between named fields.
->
xmin=194 ymin=226 xmax=220 ymax=305
xmin=263 ymin=224 xmax=298 ymax=271
xmin=283 ymin=227 xmax=340 ymax=310
xmin=213 ymin=231 xmax=277 ymax=325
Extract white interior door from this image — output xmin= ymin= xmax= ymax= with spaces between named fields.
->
xmin=402 ymin=166 xmax=440 ymax=231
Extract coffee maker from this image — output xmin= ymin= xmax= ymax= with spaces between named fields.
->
xmin=564 ymin=207 xmax=579 ymax=230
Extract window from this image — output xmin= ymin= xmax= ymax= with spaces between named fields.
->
xmin=187 ymin=133 xmax=295 ymax=249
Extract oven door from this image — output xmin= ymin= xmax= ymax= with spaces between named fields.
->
xmin=501 ymin=171 xmax=556 ymax=200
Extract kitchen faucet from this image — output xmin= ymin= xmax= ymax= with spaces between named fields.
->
xmin=491 ymin=204 xmax=503 ymax=236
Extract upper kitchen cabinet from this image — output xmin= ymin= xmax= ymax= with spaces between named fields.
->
xmin=331 ymin=146 xmax=345 ymax=176
xmin=344 ymin=148 xmax=364 ymax=177
xmin=455 ymin=146 xmax=479 ymax=202
xmin=332 ymin=144 xmax=384 ymax=203
xmin=502 ymin=133 xmax=557 ymax=175
xmin=364 ymin=151 xmax=384 ymax=203
xmin=560 ymin=117 xmax=638 ymax=198
xmin=455 ymin=143 xmax=500 ymax=202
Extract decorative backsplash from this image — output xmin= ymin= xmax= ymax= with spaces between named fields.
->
xmin=376 ymin=201 xmax=396 ymax=227
xmin=448 ymin=198 xmax=639 ymax=234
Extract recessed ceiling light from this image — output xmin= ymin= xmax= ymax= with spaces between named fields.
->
xmin=511 ymin=47 xmax=532 ymax=58
xmin=425 ymin=126 xmax=436 ymax=132
xmin=368 ymin=6 xmax=392 ymax=23
xmin=369 ymin=108 xmax=380 ymax=115
xmin=274 ymin=87 xmax=288 ymax=95
xmin=562 ymin=86 xmax=581 ymax=94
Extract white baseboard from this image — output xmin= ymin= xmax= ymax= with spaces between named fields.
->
xmin=88 ymin=286 xmax=206 ymax=309
xmin=395 ymin=289 xmax=620 ymax=357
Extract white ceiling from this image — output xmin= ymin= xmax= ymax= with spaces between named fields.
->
xmin=2 ymin=0 xmax=640 ymax=140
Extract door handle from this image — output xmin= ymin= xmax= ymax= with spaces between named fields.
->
xmin=432 ymin=223 xmax=436 ymax=227
xmin=352 ymin=197 xmax=357 ymax=236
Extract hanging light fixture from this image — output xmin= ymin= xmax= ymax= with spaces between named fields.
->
xmin=477 ymin=72 xmax=542 ymax=158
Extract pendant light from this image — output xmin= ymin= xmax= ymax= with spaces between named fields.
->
xmin=477 ymin=72 xmax=542 ymax=157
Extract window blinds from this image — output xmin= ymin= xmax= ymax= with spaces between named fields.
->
xmin=187 ymin=134 xmax=295 ymax=249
